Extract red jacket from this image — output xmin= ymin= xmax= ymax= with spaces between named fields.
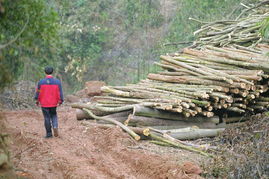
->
xmin=34 ymin=75 xmax=64 ymax=107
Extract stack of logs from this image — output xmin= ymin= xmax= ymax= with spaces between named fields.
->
xmin=71 ymin=1 xmax=269 ymax=154
xmin=151 ymin=44 xmax=269 ymax=116
xmin=72 ymin=43 xmax=269 ymax=144
xmin=191 ymin=0 xmax=269 ymax=47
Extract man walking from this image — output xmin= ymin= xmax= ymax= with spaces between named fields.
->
xmin=35 ymin=66 xmax=64 ymax=138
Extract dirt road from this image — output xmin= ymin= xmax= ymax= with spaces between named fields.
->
xmin=1 ymin=107 xmax=203 ymax=179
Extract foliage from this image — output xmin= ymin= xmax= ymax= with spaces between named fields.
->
xmin=0 ymin=0 xmax=263 ymax=93
xmin=122 ymin=0 xmax=164 ymax=29
xmin=259 ymin=17 xmax=269 ymax=39
xmin=0 ymin=0 xmax=59 ymax=89
xmin=55 ymin=0 xmax=164 ymax=90
xmin=55 ymin=0 xmax=113 ymax=91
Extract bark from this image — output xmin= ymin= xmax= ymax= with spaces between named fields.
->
xmin=227 ymin=107 xmax=245 ymax=113
xmin=223 ymin=116 xmax=250 ymax=123
xmin=80 ymin=121 xmax=150 ymax=139
xmin=83 ymin=108 xmax=140 ymax=140
xmin=133 ymin=105 xmax=219 ymax=122
xmin=126 ymin=114 xmax=219 ymax=128
xmin=160 ymin=55 xmax=214 ymax=76
xmin=149 ymin=127 xmax=214 ymax=150
xmin=166 ymin=128 xmax=225 ymax=140
xmin=183 ymin=48 xmax=269 ymax=72
xmin=71 ymin=103 xmax=134 ymax=113
xmin=149 ymin=133 xmax=213 ymax=157
xmin=76 ymin=108 xmax=132 ymax=120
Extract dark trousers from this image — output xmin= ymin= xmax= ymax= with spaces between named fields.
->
xmin=41 ymin=107 xmax=58 ymax=137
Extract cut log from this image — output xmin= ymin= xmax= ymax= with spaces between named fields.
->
xmin=167 ymin=128 xmax=225 ymax=140
xmin=71 ymin=103 xmax=134 ymax=113
xmin=133 ymin=105 xmax=219 ymax=123
xmin=126 ymin=115 xmax=219 ymax=128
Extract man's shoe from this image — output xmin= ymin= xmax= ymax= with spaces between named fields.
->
xmin=44 ymin=135 xmax=52 ymax=138
xmin=53 ymin=128 xmax=59 ymax=137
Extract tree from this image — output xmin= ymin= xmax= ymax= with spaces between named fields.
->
xmin=0 ymin=0 xmax=59 ymax=89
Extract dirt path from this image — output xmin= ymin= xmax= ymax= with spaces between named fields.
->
xmin=1 ymin=107 xmax=204 ymax=179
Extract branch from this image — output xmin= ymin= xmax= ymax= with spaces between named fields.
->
xmin=149 ymin=133 xmax=213 ymax=157
xmin=163 ymin=41 xmax=193 ymax=46
xmin=0 ymin=14 xmax=29 ymax=50
xmin=82 ymin=108 xmax=141 ymax=141
xmin=236 ymin=0 xmax=269 ymax=20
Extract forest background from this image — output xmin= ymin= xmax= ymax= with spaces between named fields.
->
xmin=0 ymin=0 xmax=259 ymax=93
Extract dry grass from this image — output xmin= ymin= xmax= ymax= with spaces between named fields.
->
xmin=203 ymin=113 xmax=269 ymax=178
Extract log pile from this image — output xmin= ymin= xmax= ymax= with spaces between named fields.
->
xmin=153 ymin=44 xmax=269 ymax=115
xmin=71 ymin=43 xmax=269 ymax=144
xmin=73 ymin=44 xmax=269 ymax=118
xmin=192 ymin=1 xmax=269 ymax=47
xmin=71 ymin=1 xmax=269 ymax=151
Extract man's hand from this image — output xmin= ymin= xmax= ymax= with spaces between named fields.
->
xmin=36 ymin=101 xmax=39 ymax=106
xmin=58 ymin=100 xmax=63 ymax=106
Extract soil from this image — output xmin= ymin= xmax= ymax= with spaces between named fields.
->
xmin=1 ymin=106 xmax=207 ymax=179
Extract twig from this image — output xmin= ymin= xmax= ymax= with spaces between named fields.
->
xmin=236 ymin=0 xmax=269 ymax=20
xmin=163 ymin=41 xmax=193 ymax=46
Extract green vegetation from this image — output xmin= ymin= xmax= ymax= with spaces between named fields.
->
xmin=122 ymin=0 xmax=164 ymax=29
xmin=0 ymin=0 xmax=261 ymax=92
xmin=0 ymin=0 xmax=58 ymax=89
xmin=56 ymin=0 xmax=164 ymax=91
xmin=260 ymin=17 xmax=269 ymax=39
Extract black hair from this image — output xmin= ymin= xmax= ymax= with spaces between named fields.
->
xmin=44 ymin=66 xmax=54 ymax=75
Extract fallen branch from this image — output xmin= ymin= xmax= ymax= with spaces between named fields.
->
xmin=149 ymin=127 xmax=214 ymax=151
xmin=82 ymin=108 xmax=140 ymax=140
xmin=149 ymin=133 xmax=213 ymax=157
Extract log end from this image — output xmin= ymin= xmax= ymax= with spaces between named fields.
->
xmin=143 ymin=128 xmax=150 ymax=136
xmin=134 ymin=135 xmax=141 ymax=141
